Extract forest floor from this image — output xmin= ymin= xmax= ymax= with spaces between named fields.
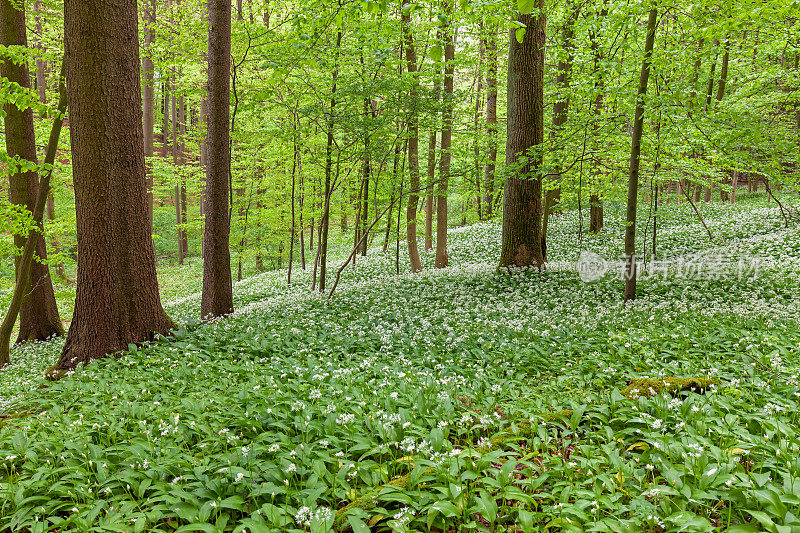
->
xmin=2 ymin=194 xmax=800 ymax=532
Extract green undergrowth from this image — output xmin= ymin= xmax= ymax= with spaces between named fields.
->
xmin=2 ymin=197 xmax=800 ymax=532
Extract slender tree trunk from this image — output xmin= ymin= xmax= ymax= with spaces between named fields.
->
xmin=0 ymin=0 xmax=64 ymax=345
xmin=401 ymin=0 xmax=422 ymax=273
xmin=436 ymin=0 xmax=454 ymax=269
xmin=588 ymin=4 xmax=606 ymax=233
xmin=425 ymin=64 xmax=441 ymax=252
xmin=483 ymin=25 xmax=498 ymax=219
xmin=32 ymin=1 xmax=68 ymax=283
xmin=179 ymin=96 xmax=188 ymax=257
xmin=498 ymin=3 xmax=546 ymax=269
xmin=54 ymin=0 xmax=174 ymax=373
xmin=623 ymin=8 xmax=657 ymax=302
xmin=172 ymin=94 xmax=185 ymax=264
xmin=0 ymin=61 xmax=68 ymax=367
xmin=716 ymin=38 xmax=730 ymax=103
xmin=33 ymin=1 xmax=46 ymax=104
xmin=472 ymin=35 xmax=484 ymax=221
xmin=162 ymin=79 xmax=171 ymax=158
xmin=385 ymin=140 xmax=402 ymax=253
xmin=143 ymin=0 xmax=155 ymax=225
xmin=201 ymin=0 xmax=234 ymax=317
xmin=318 ymin=29 xmax=342 ymax=291
xmin=236 ymin=0 xmax=243 ymax=20
xmin=359 ymin=97 xmax=371 ymax=256
xmin=542 ymin=1 xmax=580 ymax=259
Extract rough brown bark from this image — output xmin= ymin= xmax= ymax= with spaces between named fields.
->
xmin=0 ymin=0 xmax=64 ymax=345
xmin=623 ymin=8 xmax=657 ymax=302
xmin=201 ymin=0 xmax=234 ymax=317
xmin=54 ymin=0 xmax=173 ymax=372
xmin=436 ymin=0 xmax=454 ymax=269
xmin=498 ymin=4 xmax=546 ymax=269
xmin=401 ymin=0 xmax=422 ymax=273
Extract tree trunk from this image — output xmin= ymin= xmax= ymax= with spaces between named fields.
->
xmin=436 ymin=0 xmax=454 ymax=269
xmin=472 ymin=35 xmax=484 ymax=221
xmin=483 ymin=25 xmax=498 ymax=219
xmin=33 ymin=1 xmax=46 ymax=104
xmin=401 ymin=0 xmax=422 ymax=273
xmin=623 ymin=8 xmax=657 ymax=303
xmin=318 ymin=30 xmax=341 ymax=291
xmin=143 ymin=0 xmax=155 ymax=225
xmin=201 ymin=0 xmax=234 ymax=317
xmin=359 ymin=97 xmax=372 ymax=257
xmin=542 ymin=0 xmax=580 ymax=260
xmin=179 ymin=96 xmax=188 ymax=257
xmin=498 ymin=4 xmax=546 ymax=269
xmin=54 ymin=0 xmax=173 ymax=372
xmin=0 ymin=61 xmax=68 ymax=367
xmin=588 ymin=5 xmax=606 ymax=234
xmin=425 ymin=61 xmax=441 ymax=253
xmin=0 ymin=0 xmax=64 ymax=345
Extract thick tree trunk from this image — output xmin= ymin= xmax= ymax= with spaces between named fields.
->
xmin=0 ymin=0 xmax=64 ymax=345
xmin=498 ymin=4 xmax=546 ymax=269
xmin=401 ymin=0 xmax=422 ymax=273
xmin=483 ymin=26 xmax=498 ymax=219
xmin=623 ymin=8 xmax=657 ymax=302
xmin=54 ymin=0 xmax=173 ymax=372
xmin=201 ymin=0 xmax=234 ymax=317
xmin=436 ymin=0 xmax=454 ymax=269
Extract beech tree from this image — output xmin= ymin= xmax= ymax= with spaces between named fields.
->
xmin=401 ymin=0 xmax=422 ymax=273
xmin=498 ymin=0 xmax=546 ymax=269
xmin=201 ymin=0 xmax=234 ymax=316
xmin=52 ymin=0 xmax=174 ymax=373
xmin=623 ymin=7 xmax=658 ymax=302
xmin=0 ymin=0 xmax=64 ymax=345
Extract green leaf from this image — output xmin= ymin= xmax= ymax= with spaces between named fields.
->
xmin=348 ymin=516 xmax=370 ymax=533
xmin=517 ymin=0 xmax=536 ymax=14
xmin=515 ymin=28 xmax=526 ymax=43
